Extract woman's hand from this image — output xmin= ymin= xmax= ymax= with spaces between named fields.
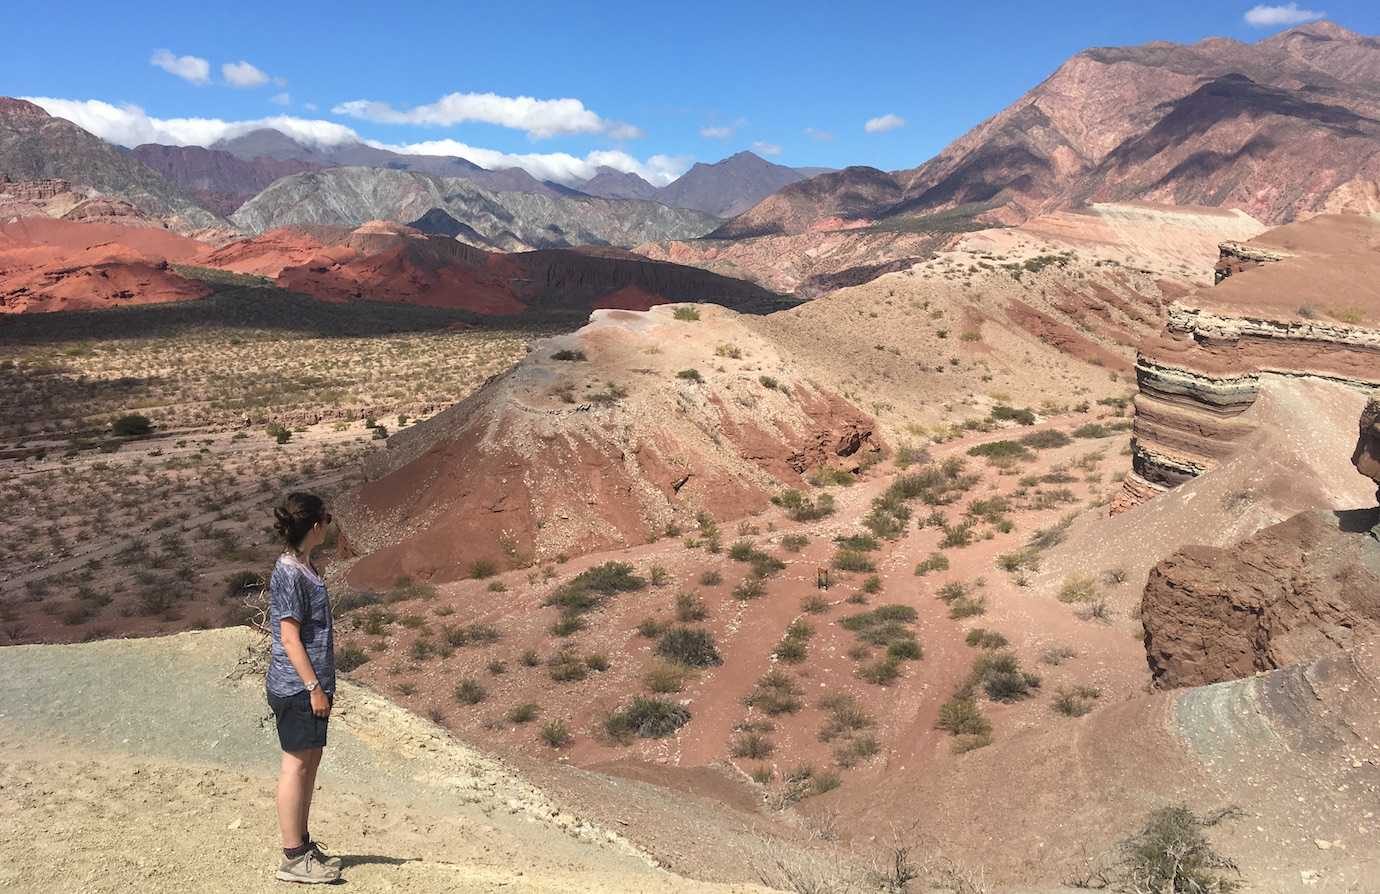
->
xmin=310 ymin=687 xmax=331 ymax=718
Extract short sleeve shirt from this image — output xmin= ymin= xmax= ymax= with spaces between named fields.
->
xmin=266 ymin=555 xmax=335 ymax=697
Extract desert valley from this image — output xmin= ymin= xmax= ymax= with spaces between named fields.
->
xmin=4 ymin=12 xmax=1380 ymax=894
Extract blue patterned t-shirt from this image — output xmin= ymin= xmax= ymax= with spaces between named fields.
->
xmin=266 ymin=555 xmax=335 ymax=698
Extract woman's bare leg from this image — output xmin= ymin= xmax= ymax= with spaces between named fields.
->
xmin=276 ymin=748 xmax=321 ymax=849
xmin=300 ymin=749 xmax=323 ymax=841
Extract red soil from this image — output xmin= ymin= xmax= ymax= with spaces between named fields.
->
xmin=0 ymin=219 xmax=212 ymax=313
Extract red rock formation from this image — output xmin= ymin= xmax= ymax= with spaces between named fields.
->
xmin=337 ymin=305 xmax=880 ymax=588
xmin=1124 ymin=215 xmax=1380 ymax=508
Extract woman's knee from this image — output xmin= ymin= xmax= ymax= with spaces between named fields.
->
xmin=281 ymin=748 xmax=321 ymax=775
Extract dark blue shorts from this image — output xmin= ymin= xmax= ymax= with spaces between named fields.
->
xmin=267 ymin=690 xmax=330 ymax=752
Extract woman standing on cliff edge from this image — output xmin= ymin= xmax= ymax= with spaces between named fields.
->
xmin=265 ymin=492 xmax=342 ymax=884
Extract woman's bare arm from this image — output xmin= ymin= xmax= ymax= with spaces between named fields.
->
xmin=279 ymin=619 xmax=330 ymax=717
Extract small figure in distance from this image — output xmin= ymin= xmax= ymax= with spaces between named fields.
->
xmin=266 ymin=493 xmax=342 ymax=884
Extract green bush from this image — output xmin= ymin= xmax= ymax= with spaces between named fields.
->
xmin=964 ymin=628 xmax=1009 ymax=649
xmin=506 ymin=703 xmax=539 ymax=723
xmin=936 ymin=698 xmax=991 ymax=736
xmin=336 ymin=646 xmax=370 ymax=673
xmin=967 ymin=440 xmax=1033 ymax=461
xmin=858 ymin=657 xmax=902 ymax=686
xmin=990 ymin=405 xmax=1036 ymax=425
xmin=656 ymin=627 xmax=722 ymax=667
xmin=551 ymin=349 xmax=586 ymax=361
xmin=915 ymin=553 xmax=950 ymax=575
xmin=832 ymin=550 xmax=875 ymax=572
xmin=731 ymin=732 xmax=775 ymax=759
xmin=673 ymin=305 xmax=701 ymax=321
xmin=1020 ymin=429 xmax=1071 ymax=449
xmin=543 ymin=562 xmax=646 ymax=619
xmin=111 ymin=413 xmax=153 ymax=437
xmin=744 ymin=670 xmax=802 ymax=715
xmin=605 ymin=697 xmax=691 ymax=742
xmin=454 ymin=678 xmax=487 ymax=705
xmin=540 ymin=720 xmax=572 ymax=748
xmin=676 ymin=368 xmax=703 ymax=382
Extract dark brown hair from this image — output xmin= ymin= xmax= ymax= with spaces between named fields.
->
xmin=273 ymin=492 xmax=326 ymax=548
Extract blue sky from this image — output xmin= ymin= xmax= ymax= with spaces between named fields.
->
xmin=6 ymin=1 xmax=1378 ymax=184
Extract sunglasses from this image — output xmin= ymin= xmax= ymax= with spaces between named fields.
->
xmin=319 ymin=512 xmax=333 ymax=527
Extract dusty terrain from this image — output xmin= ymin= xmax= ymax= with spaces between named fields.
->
xmin=0 ymin=628 xmax=782 ymax=892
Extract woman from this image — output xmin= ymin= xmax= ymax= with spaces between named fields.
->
xmin=266 ymin=493 xmax=341 ymax=884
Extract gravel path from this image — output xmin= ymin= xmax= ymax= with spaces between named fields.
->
xmin=0 ymin=628 xmax=775 ymax=892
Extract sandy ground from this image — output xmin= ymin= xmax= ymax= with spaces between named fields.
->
xmin=0 ymin=628 xmax=776 ymax=893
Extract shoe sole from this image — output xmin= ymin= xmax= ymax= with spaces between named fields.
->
xmin=275 ymin=870 xmax=339 ymax=884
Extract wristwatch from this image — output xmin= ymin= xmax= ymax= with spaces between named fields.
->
xmin=305 ymin=680 xmax=319 ymax=692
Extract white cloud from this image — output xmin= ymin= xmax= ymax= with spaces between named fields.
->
xmin=303 ymin=102 xmax=318 ymax=112
xmin=864 ymin=113 xmax=905 ymax=134
xmin=23 ymin=97 xmax=360 ymax=148
xmin=700 ymin=125 xmax=734 ymax=139
xmin=606 ymin=121 xmax=644 ymax=140
xmin=1244 ymin=3 xmax=1326 ymax=26
xmin=25 ymin=96 xmax=688 ymax=186
xmin=150 ymin=49 xmax=210 ymax=85
xmin=382 ymin=138 xmax=691 ymax=186
xmin=222 ymin=60 xmax=272 ymax=88
xmin=332 ymin=92 xmax=626 ymax=139
xmin=804 ymin=127 xmax=834 ymax=142
xmin=751 ymin=141 xmax=782 ymax=156
xmin=270 ymin=92 xmax=291 ymax=107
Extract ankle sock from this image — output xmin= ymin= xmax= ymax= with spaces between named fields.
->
xmin=283 ymin=842 xmax=311 ymax=859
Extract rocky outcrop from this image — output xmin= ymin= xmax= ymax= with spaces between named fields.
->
xmin=1121 ymin=214 xmax=1380 ymax=509
xmin=1357 ymin=393 xmax=1380 ymax=509
xmin=0 ymin=175 xmax=72 ymax=202
xmin=337 ymin=304 xmax=880 ymax=588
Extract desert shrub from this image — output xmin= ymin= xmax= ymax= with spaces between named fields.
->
xmin=834 ymin=533 xmax=881 ymax=552
xmin=540 ymin=720 xmax=572 ymax=748
xmin=967 ymin=440 xmax=1033 ymax=462
xmin=832 ymin=550 xmax=875 ymax=572
xmin=936 ymin=581 xmax=967 ymax=604
xmin=584 ymin=653 xmax=610 ymax=671
xmin=699 ymin=569 xmax=723 ymax=586
xmin=887 ymin=638 xmax=924 ymax=660
xmin=673 ymin=306 xmax=701 ymax=321
xmin=1020 ymin=429 xmax=1071 ymax=449
xmin=389 ymin=576 xmax=438 ymax=602
xmin=605 ymin=697 xmax=691 ymax=742
xmin=520 ymin=649 xmax=541 ymax=667
xmin=914 ymin=553 xmax=950 ymax=576
xmin=965 ymin=628 xmax=1009 ymax=649
xmin=454 ymin=679 xmax=487 ymax=705
xmin=894 ymin=444 xmax=931 ymax=468
xmin=656 ymin=627 xmax=722 ymax=667
xmin=1072 ymin=422 xmax=1113 ymax=439
xmin=468 ymin=559 xmax=498 ymax=579
xmin=266 ymin=422 xmax=291 ymax=444
xmin=781 ymin=533 xmax=810 ymax=551
xmin=947 ymin=594 xmax=986 ymax=619
xmin=818 ymin=693 xmax=874 ymax=742
xmin=996 ymin=549 xmax=1039 ymax=573
xmin=550 ymin=613 xmax=584 ymax=636
xmin=543 ymin=561 xmax=645 ymax=619
xmin=636 ymin=617 xmax=668 ymax=638
xmin=774 ymin=636 xmax=807 ymax=663
xmin=589 ymin=382 xmax=629 ymax=405
xmin=547 ymin=650 xmax=590 ymax=683
xmin=551 ymin=349 xmax=586 ymax=361
xmin=966 ymin=496 xmax=1011 ymax=523
xmin=644 ymin=659 xmax=691 ymax=693
xmin=731 ymin=731 xmax=775 ymax=759
xmin=858 ymin=656 xmax=902 ymax=686
xmin=744 ymin=670 xmax=803 ymax=715
xmin=506 ymin=703 xmax=539 ymax=723
xmin=1118 ymin=807 xmax=1241 ymax=893
xmin=808 ymin=465 xmax=857 ymax=487
xmin=801 ymin=595 xmax=830 ymax=614
xmin=733 ymin=576 xmax=766 ymax=600
xmin=1058 ymin=574 xmax=1098 ymax=603
xmin=940 ymin=520 xmax=977 ymax=548
xmin=990 ymin=405 xmax=1036 ymax=425
xmin=958 ymin=651 xmax=1041 ymax=703
xmin=1027 ymin=512 xmax=1076 ymax=551
xmin=1079 ymin=598 xmax=1112 ymax=623
xmin=676 ymin=368 xmax=703 ymax=383
xmin=409 ymin=638 xmax=436 ymax=661
xmin=337 ymin=646 xmax=370 ymax=672
xmin=936 ymin=698 xmax=991 ymax=737
xmin=758 ymin=375 xmax=779 ymax=390
xmin=675 ymin=592 xmax=707 ymax=621
xmin=1040 ymin=645 xmax=1078 ymax=665
xmin=111 ymin=413 xmax=153 ymax=437
xmin=1102 ymin=566 xmax=1128 ymax=585
xmin=1053 ymin=685 xmax=1101 ymax=717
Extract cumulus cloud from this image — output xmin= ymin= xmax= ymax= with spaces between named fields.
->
xmin=700 ymin=125 xmax=734 ymax=139
xmin=23 ymin=97 xmax=360 ymax=148
xmin=25 ymin=96 xmax=687 ymax=185
xmin=804 ymin=127 xmax=834 ymax=142
xmin=332 ymin=92 xmax=627 ymax=139
xmin=1244 ymin=3 xmax=1326 ymax=26
xmin=270 ymin=92 xmax=291 ymax=107
xmin=864 ymin=113 xmax=905 ymax=134
xmin=222 ymin=60 xmax=272 ymax=88
xmin=150 ymin=49 xmax=210 ymax=85
xmin=751 ymin=141 xmax=782 ymax=156
xmin=382 ymin=138 xmax=691 ymax=186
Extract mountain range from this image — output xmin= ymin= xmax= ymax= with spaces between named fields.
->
xmin=716 ymin=21 xmax=1380 ymax=237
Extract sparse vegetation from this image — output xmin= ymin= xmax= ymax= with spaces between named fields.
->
xmin=605 ymin=697 xmax=691 ymax=742
xmin=655 ymin=626 xmax=723 ymax=667
xmin=744 ymin=669 xmax=803 ymax=715
xmin=672 ymin=306 xmax=701 ymax=321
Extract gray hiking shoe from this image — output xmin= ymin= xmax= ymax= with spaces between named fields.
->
xmin=308 ymin=841 xmax=342 ymax=870
xmin=276 ymin=850 xmax=340 ymax=884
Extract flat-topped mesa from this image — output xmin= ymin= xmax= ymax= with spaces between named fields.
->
xmin=1119 ymin=214 xmax=1380 ymax=511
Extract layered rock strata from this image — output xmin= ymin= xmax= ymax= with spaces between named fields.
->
xmin=1120 ymin=214 xmax=1380 ymax=510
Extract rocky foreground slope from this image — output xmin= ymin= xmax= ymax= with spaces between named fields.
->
xmin=1122 ymin=214 xmax=1380 ymax=509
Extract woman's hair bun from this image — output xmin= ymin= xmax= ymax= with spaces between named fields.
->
xmin=273 ymin=493 xmax=325 ymax=548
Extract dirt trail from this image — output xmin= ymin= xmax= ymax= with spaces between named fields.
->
xmin=0 ymin=628 xmax=776 ymax=893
